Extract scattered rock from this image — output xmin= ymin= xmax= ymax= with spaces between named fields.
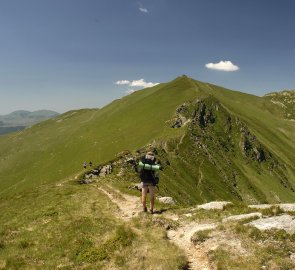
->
xmin=171 ymin=118 xmax=183 ymax=128
xmin=128 ymin=183 xmax=143 ymax=190
xmin=248 ymin=204 xmax=273 ymax=210
xmin=248 ymin=203 xmax=295 ymax=212
xmin=247 ymin=214 xmax=295 ymax=234
xmin=196 ymin=201 xmax=232 ymax=210
xmin=92 ymin=169 xmax=99 ymax=175
xmin=157 ymin=196 xmax=175 ymax=205
xmin=176 ymin=104 xmax=188 ymax=114
xmin=85 ymin=173 xmax=95 ymax=179
xmin=99 ymin=165 xmax=112 ymax=177
xmin=277 ymin=204 xmax=295 ymax=212
xmin=222 ymin=212 xmax=262 ymax=223
xmin=79 ymin=178 xmax=93 ymax=184
xmin=126 ymin=157 xmax=136 ymax=165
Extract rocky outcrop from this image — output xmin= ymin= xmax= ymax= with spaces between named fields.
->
xmin=157 ymin=196 xmax=176 ymax=205
xmin=79 ymin=170 xmax=99 ymax=184
xmin=249 ymin=203 xmax=295 ymax=212
xmin=239 ymin=128 xmax=267 ymax=162
xmin=196 ymin=201 xmax=232 ymax=210
xmin=191 ymin=101 xmax=215 ymax=128
xmin=80 ymin=164 xmax=112 ymax=183
xmin=99 ymin=165 xmax=112 ymax=177
xmin=79 ymin=149 xmax=153 ymax=184
xmin=222 ymin=212 xmax=262 ymax=222
xmin=247 ymin=214 xmax=295 ymax=234
xmin=171 ymin=103 xmax=188 ymax=128
xmin=128 ymin=183 xmax=143 ymax=191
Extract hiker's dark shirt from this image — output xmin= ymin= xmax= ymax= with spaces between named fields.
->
xmin=139 ymin=156 xmax=157 ymax=185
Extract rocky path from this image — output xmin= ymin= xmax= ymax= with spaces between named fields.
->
xmin=95 ymin=184 xmax=218 ymax=270
xmin=167 ymin=222 xmax=217 ymax=270
xmin=94 ymin=185 xmax=295 ymax=270
xmin=96 ymin=184 xmax=142 ymax=221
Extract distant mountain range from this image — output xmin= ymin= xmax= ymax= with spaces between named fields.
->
xmin=0 ymin=110 xmax=59 ymax=135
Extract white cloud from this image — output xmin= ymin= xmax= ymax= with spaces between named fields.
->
xmin=129 ymin=79 xmax=159 ymax=88
xmin=115 ymin=78 xmax=159 ymax=89
xmin=205 ymin=60 xmax=240 ymax=72
xmin=115 ymin=80 xmax=130 ymax=85
xmin=139 ymin=7 xmax=148 ymax=13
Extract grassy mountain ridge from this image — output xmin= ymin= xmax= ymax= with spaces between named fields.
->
xmin=0 ymin=78 xmax=198 ymax=196
xmin=0 ymin=76 xmax=295 ymax=204
xmin=98 ymin=93 xmax=295 ymax=204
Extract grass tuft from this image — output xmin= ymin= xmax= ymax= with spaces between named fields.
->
xmin=191 ymin=229 xmax=212 ymax=244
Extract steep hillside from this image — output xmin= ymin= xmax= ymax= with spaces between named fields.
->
xmin=0 ymin=76 xmax=294 ymax=205
xmin=159 ymin=95 xmax=295 ymax=204
xmin=87 ymin=94 xmax=295 ymax=204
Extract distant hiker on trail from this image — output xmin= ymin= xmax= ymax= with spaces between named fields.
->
xmin=83 ymin=162 xmax=87 ymax=169
xmin=89 ymin=161 xmax=93 ymax=168
xmin=139 ymin=151 xmax=160 ymax=214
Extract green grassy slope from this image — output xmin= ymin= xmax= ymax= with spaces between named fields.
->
xmin=0 ymin=76 xmax=294 ymax=204
xmin=0 ymin=77 xmax=198 ymax=196
xmin=156 ymin=94 xmax=295 ymax=204
xmin=200 ymin=82 xmax=295 ymax=167
xmin=0 ymin=181 xmax=186 ymax=269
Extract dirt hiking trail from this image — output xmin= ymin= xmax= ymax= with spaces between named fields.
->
xmin=95 ymin=184 xmax=215 ymax=270
xmin=96 ymin=184 xmax=142 ymax=221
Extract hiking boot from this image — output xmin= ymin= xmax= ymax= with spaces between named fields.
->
xmin=143 ymin=206 xmax=147 ymax=212
xmin=150 ymin=209 xmax=154 ymax=214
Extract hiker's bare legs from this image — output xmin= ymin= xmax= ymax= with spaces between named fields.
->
xmin=149 ymin=185 xmax=155 ymax=212
xmin=142 ymin=186 xmax=148 ymax=211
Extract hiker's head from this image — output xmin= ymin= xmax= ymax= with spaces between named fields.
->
xmin=145 ymin=151 xmax=155 ymax=161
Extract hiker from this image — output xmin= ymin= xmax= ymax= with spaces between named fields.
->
xmin=139 ymin=151 xmax=159 ymax=214
xmin=83 ymin=162 xmax=87 ymax=169
xmin=89 ymin=161 xmax=93 ymax=168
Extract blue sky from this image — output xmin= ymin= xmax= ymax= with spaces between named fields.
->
xmin=0 ymin=0 xmax=294 ymax=114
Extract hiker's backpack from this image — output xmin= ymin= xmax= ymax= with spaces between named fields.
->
xmin=139 ymin=156 xmax=160 ymax=185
